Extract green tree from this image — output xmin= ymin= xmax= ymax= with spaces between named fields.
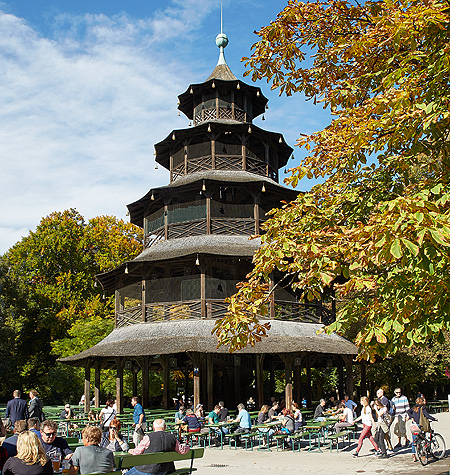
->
xmin=214 ymin=0 xmax=450 ymax=361
xmin=0 ymin=209 xmax=142 ymax=401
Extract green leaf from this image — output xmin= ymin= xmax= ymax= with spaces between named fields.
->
xmin=390 ymin=239 xmax=403 ymax=259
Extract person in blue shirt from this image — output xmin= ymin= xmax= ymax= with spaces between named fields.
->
xmin=232 ymin=403 xmax=251 ymax=447
xmin=131 ymin=396 xmax=147 ymax=446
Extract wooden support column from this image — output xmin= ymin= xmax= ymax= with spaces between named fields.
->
xmin=338 ymin=364 xmax=344 ymax=400
xmin=242 ymin=141 xmax=246 ymax=171
xmin=343 ymin=356 xmax=354 ymax=399
xmin=162 ymin=356 xmax=170 ymax=410
xmin=116 ymin=358 xmax=124 ymax=414
xmin=132 ymin=371 xmax=138 ymax=398
xmin=184 ymin=366 xmax=189 ymax=400
xmin=142 ymin=357 xmax=149 ymax=409
xmin=200 ymin=264 xmax=206 ymax=318
xmin=280 ymin=354 xmax=294 ymax=409
xmin=269 ymin=360 xmax=275 ymax=399
xmin=184 ymin=145 xmax=188 ymax=175
xmin=306 ymin=356 xmax=312 ymax=407
xmin=234 ymin=356 xmax=241 ymax=404
xmin=294 ymin=356 xmax=302 ymax=405
xmin=84 ymin=361 xmax=91 ymax=414
xmin=164 ymin=204 xmax=169 ymax=240
xmin=211 ymin=139 xmax=215 ymax=169
xmin=268 ymin=276 xmax=275 ymax=319
xmin=253 ymin=195 xmax=260 ymax=236
xmin=207 ymin=354 xmax=214 ymax=411
xmin=169 ymin=154 xmax=173 ymax=182
xmin=141 ymin=278 xmax=147 ymax=322
xmin=360 ymin=360 xmax=367 ymax=398
xmin=256 ymin=354 xmax=265 ymax=408
xmin=94 ymin=362 xmax=101 ymax=409
xmin=206 ymin=196 xmax=211 ymax=234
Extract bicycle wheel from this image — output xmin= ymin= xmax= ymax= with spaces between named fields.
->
xmin=417 ymin=440 xmax=428 ymax=466
xmin=430 ymin=432 xmax=446 ymax=460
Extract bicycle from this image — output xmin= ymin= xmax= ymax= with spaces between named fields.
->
xmin=412 ymin=425 xmax=446 ymax=466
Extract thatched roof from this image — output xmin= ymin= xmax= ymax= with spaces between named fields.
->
xmin=59 ymin=319 xmax=357 ymax=366
xmin=96 ymin=235 xmax=261 ymax=293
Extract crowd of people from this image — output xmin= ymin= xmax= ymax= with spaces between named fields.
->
xmin=0 ymin=387 xmax=441 ymax=475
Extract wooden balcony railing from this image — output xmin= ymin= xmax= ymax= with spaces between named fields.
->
xmin=170 ymin=154 xmax=277 ymax=182
xmin=115 ymin=300 xmax=335 ymax=328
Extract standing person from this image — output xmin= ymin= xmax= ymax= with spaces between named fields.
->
xmin=218 ymin=401 xmax=228 ymax=422
xmin=351 ymin=396 xmax=379 ymax=457
xmin=2 ymin=431 xmax=53 ymax=475
xmin=373 ymin=399 xmax=389 ymax=458
xmin=28 ymin=391 xmax=44 ymax=422
xmin=131 ymin=396 xmax=147 ymax=447
xmin=40 ymin=420 xmax=73 ymax=462
xmin=391 ymin=387 xmax=410 ymax=448
xmin=232 ymin=404 xmax=251 ymax=447
xmin=334 ymin=402 xmax=354 ymax=433
xmin=127 ymin=419 xmax=189 ymax=475
xmin=5 ymin=391 xmax=28 ymax=425
xmin=375 ymin=389 xmax=393 ymax=452
xmin=69 ymin=426 xmax=114 ymax=475
xmin=406 ymin=396 xmax=437 ymax=462
xmin=99 ymin=400 xmax=116 ymax=430
xmin=100 ymin=419 xmax=129 ymax=453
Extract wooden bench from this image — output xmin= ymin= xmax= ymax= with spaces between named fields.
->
xmin=115 ymin=447 xmax=204 ymax=475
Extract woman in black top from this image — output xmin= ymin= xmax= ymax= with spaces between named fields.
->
xmin=3 ymin=431 xmax=53 ymax=475
xmin=407 ymin=396 xmax=437 ymax=462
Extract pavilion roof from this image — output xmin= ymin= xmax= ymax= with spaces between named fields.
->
xmin=59 ymin=319 xmax=358 ymax=366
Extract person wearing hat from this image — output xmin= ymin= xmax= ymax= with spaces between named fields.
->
xmin=194 ymin=404 xmax=204 ymax=420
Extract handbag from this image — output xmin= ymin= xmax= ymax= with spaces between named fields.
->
xmin=419 ymin=407 xmax=430 ymax=432
xmin=99 ymin=409 xmax=115 ymax=431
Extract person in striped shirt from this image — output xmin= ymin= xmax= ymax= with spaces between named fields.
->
xmin=391 ymin=387 xmax=410 ymax=448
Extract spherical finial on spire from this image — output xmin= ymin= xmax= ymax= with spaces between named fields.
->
xmin=215 ymin=33 xmax=228 ymax=49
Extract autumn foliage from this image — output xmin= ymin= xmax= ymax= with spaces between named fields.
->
xmin=214 ymin=0 xmax=450 ymax=360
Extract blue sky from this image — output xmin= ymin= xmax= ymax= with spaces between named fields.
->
xmin=0 ymin=0 xmax=330 ymax=253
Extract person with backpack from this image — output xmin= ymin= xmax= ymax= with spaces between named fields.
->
xmin=406 ymin=396 xmax=437 ymax=462
xmin=375 ymin=389 xmax=394 ymax=452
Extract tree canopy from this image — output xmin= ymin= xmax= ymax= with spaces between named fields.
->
xmin=0 ymin=209 xmax=142 ymax=400
xmin=214 ymin=0 xmax=450 ymax=361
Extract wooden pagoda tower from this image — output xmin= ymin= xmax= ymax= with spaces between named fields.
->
xmin=61 ymin=31 xmax=357 ymax=414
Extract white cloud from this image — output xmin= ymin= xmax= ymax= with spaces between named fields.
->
xmin=0 ymin=1 xmax=216 ymax=254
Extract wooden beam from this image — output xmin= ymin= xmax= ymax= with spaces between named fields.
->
xmin=338 ymin=364 xmax=344 ymax=401
xmin=116 ymin=358 xmax=124 ymax=414
xmin=142 ymin=357 xmax=149 ymax=409
xmin=294 ymin=356 xmax=302 ymax=406
xmin=343 ymin=355 xmax=354 ymax=399
xmin=256 ymin=354 xmax=265 ymax=408
xmin=207 ymin=354 xmax=214 ymax=411
xmin=200 ymin=265 xmax=206 ymax=318
xmin=84 ymin=361 xmax=91 ymax=414
xmin=306 ymin=355 xmax=312 ymax=407
xmin=94 ymin=361 xmax=101 ymax=409
xmin=162 ymin=356 xmax=170 ymax=410
xmin=280 ymin=354 xmax=294 ymax=410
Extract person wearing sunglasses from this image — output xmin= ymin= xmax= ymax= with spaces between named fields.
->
xmin=40 ymin=420 xmax=73 ymax=462
xmin=100 ymin=419 xmax=129 ymax=452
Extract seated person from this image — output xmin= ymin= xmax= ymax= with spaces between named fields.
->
xmin=182 ymin=409 xmax=202 ymax=433
xmin=40 ymin=420 xmax=73 ymax=461
xmin=127 ymin=419 xmax=189 ymax=475
xmin=334 ymin=402 xmax=354 ymax=433
xmin=69 ymin=426 xmax=114 ymax=475
xmin=2 ymin=420 xmax=28 ymax=458
xmin=100 ymin=418 xmax=129 ymax=452
xmin=174 ymin=406 xmax=186 ymax=423
xmin=2 ymin=431 xmax=52 ymax=475
xmin=60 ymin=404 xmax=73 ymax=420
xmin=325 ymin=396 xmax=338 ymax=411
xmin=268 ymin=402 xmax=279 ymax=421
xmin=232 ymin=403 xmax=251 ymax=446
xmin=292 ymin=402 xmax=304 ymax=430
xmin=314 ymin=399 xmax=326 ymax=421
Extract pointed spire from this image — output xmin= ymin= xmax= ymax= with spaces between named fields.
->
xmin=207 ymin=6 xmax=236 ymax=81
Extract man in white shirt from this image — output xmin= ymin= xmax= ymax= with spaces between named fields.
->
xmin=334 ymin=402 xmax=354 ymax=433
